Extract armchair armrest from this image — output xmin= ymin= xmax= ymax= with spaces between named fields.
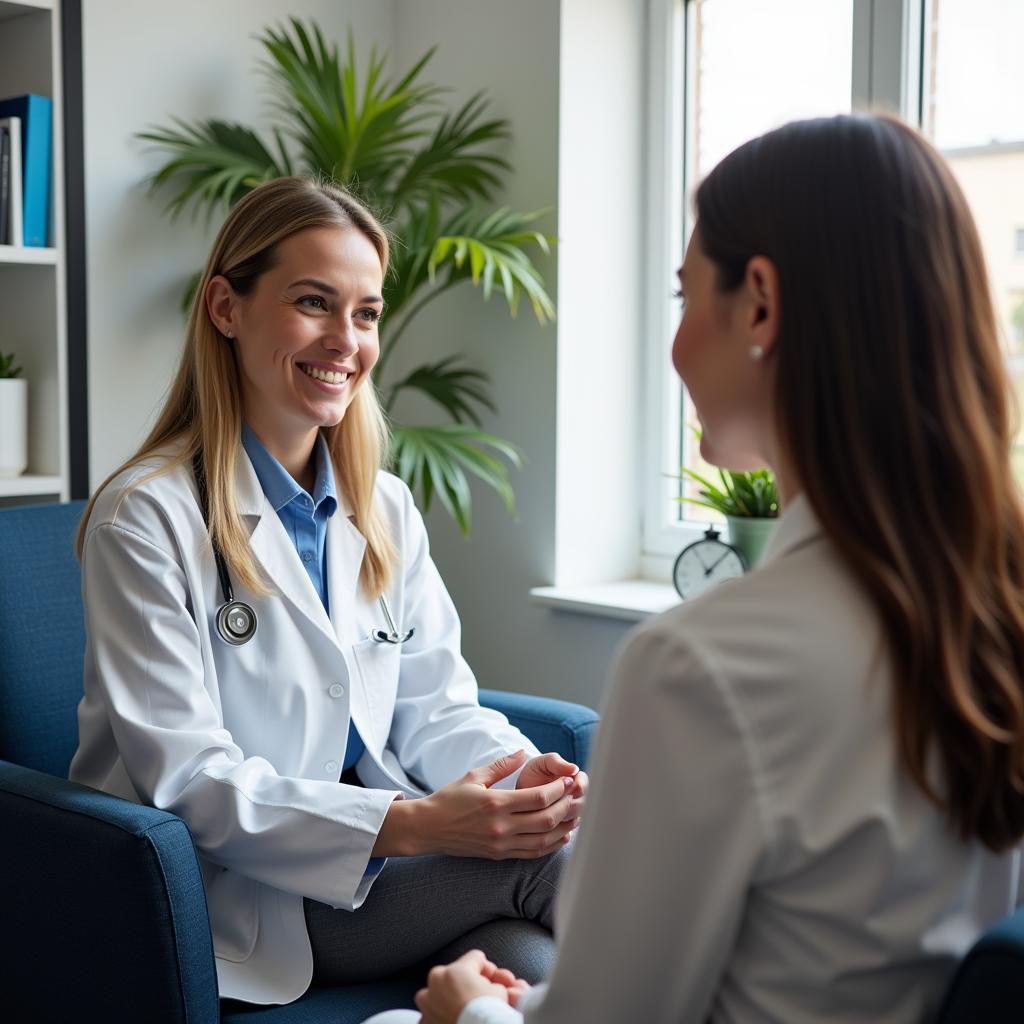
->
xmin=478 ymin=689 xmax=599 ymax=769
xmin=0 ymin=760 xmax=219 ymax=1024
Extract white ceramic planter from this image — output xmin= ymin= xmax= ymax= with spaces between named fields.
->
xmin=0 ymin=377 xmax=28 ymax=477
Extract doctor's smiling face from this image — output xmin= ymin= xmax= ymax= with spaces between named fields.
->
xmin=206 ymin=224 xmax=385 ymax=455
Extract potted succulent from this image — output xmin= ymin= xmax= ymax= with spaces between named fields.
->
xmin=0 ymin=350 xmax=27 ymax=477
xmin=678 ymin=463 xmax=779 ymax=568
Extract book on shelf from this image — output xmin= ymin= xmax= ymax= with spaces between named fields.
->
xmin=0 ymin=115 xmax=24 ymax=248
xmin=0 ymin=95 xmax=51 ymax=248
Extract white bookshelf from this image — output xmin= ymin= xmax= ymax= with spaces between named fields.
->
xmin=0 ymin=0 xmax=68 ymax=503
xmin=0 ymin=245 xmax=57 ymax=264
xmin=0 ymin=0 xmax=54 ymax=13
xmin=0 ymin=473 xmax=62 ymax=496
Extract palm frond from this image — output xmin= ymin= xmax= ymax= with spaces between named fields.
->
xmin=390 ymin=425 xmax=522 ymax=534
xmin=137 ymin=118 xmax=286 ymax=221
xmin=257 ymin=20 xmax=441 ymax=192
xmin=426 ymin=206 xmax=555 ymax=323
xmin=374 ymin=204 xmax=555 ymax=380
xmin=381 ymin=192 xmax=443 ymax=320
xmin=389 ymin=93 xmax=511 ymax=210
xmin=385 ymin=356 xmax=496 ymax=423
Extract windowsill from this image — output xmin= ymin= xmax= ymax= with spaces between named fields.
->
xmin=529 ymin=579 xmax=681 ymax=622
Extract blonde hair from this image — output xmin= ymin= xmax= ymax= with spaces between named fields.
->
xmin=78 ymin=176 xmax=398 ymax=600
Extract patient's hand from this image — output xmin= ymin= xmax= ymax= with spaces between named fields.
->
xmin=488 ymin=966 xmax=534 ymax=1008
xmin=415 ymin=950 xmax=513 ymax=1024
xmin=518 ymin=752 xmax=588 ymax=824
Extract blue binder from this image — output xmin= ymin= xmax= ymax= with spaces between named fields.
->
xmin=0 ymin=94 xmax=52 ymax=247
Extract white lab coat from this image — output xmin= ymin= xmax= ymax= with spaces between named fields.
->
xmin=447 ymin=495 xmax=1023 ymax=1024
xmin=68 ymin=442 xmax=540 ymax=1006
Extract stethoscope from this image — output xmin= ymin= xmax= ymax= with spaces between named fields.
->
xmin=192 ymin=453 xmax=415 ymax=648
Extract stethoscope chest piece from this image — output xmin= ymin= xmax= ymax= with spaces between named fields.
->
xmin=371 ymin=625 xmax=415 ymax=644
xmin=217 ymin=600 xmax=258 ymax=646
xmin=194 ymin=451 xmax=260 ymax=648
xmin=370 ymin=595 xmax=414 ymax=644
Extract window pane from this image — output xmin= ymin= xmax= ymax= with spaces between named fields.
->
xmin=679 ymin=0 xmax=854 ymax=520
xmin=690 ymin=0 xmax=853 ymax=181
xmin=922 ymin=0 xmax=1024 ymax=482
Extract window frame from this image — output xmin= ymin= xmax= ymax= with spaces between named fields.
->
xmin=641 ymin=0 xmax=925 ymax=570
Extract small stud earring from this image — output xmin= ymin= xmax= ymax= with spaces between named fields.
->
xmin=226 ymin=330 xmax=234 ymax=339
xmin=749 ymin=345 xmax=764 ymax=361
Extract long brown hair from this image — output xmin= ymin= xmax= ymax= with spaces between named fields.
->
xmin=696 ymin=114 xmax=1024 ymax=852
xmin=78 ymin=176 xmax=398 ymax=599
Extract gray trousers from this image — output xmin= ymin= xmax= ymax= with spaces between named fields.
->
xmin=302 ymin=841 xmax=572 ymax=987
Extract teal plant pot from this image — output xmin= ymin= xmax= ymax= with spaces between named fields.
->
xmin=726 ymin=515 xmax=778 ymax=569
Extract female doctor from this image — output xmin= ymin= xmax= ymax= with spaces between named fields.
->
xmin=68 ymin=176 xmax=586 ymax=1008
xmin=389 ymin=114 xmax=1024 ymax=1024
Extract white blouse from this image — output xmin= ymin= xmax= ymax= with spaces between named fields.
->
xmin=457 ymin=495 xmax=1022 ymax=1024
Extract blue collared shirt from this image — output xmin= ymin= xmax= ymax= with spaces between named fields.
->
xmin=241 ymin=424 xmax=366 ymax=772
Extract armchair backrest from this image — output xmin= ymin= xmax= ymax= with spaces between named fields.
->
xmin=0 ymin=500 xmax=88 ymax=777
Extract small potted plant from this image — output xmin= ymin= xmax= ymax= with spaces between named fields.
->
xmin=0 ymin=350 xmax=27 ymax=477
xmin=678 ymin=463 xmax=779 ymax=568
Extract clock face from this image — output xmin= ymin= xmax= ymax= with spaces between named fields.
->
xmin=672 ymin=537 xmax=746 ymax=599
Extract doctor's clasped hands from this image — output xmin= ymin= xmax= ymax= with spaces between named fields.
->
xmin=373 ymin=750 xmax=588 ymax=859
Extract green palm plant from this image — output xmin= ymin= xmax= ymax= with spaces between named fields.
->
xmin=137 ymin=19 xmax=556 ymax=533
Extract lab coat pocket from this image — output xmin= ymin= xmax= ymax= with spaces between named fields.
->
xmin=351 ymin=638 xmax=401 ymax=739
xmin=204 ymin=865 xmax=260 ymax=963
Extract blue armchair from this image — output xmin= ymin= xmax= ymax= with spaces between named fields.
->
xmin=0 ymin=500 xmax=599 ymax=1023
xmin=935 ymin=905 xmax=1024 ymax=1022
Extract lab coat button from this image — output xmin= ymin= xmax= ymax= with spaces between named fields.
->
xmin=329 ymin=683 xmax=344 ymax=698
xmin=324 ymin=760 xmax=339 ymax=774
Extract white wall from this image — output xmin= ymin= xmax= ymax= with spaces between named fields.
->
xmin=82 ymin=0 xmax=644 ymax=709
xmin=390 ymin=0 xmax=644 ymax=707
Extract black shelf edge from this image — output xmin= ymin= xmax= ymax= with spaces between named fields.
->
xmin=63 ymin=0 xmax=88 ymax=499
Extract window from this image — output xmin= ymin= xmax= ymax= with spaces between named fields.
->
xmin=920 ymin=0 xmax=1024 ymax=477
xmin=1011 ymin=295 xmax=1024 ymax=345
xmin=644 ymin=0 xmax=1021 ymax=567
xmin=644 ymin=0 xmax=858 ymax=563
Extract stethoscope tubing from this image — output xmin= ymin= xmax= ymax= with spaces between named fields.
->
xmin=193 ymin=452 xmax=259 ymax=646
xmin=192 ymin=451 xmax=413 ymax=648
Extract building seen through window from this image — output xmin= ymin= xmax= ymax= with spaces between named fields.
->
xmin=923 ymin=0 xmax=1024 ymax=480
